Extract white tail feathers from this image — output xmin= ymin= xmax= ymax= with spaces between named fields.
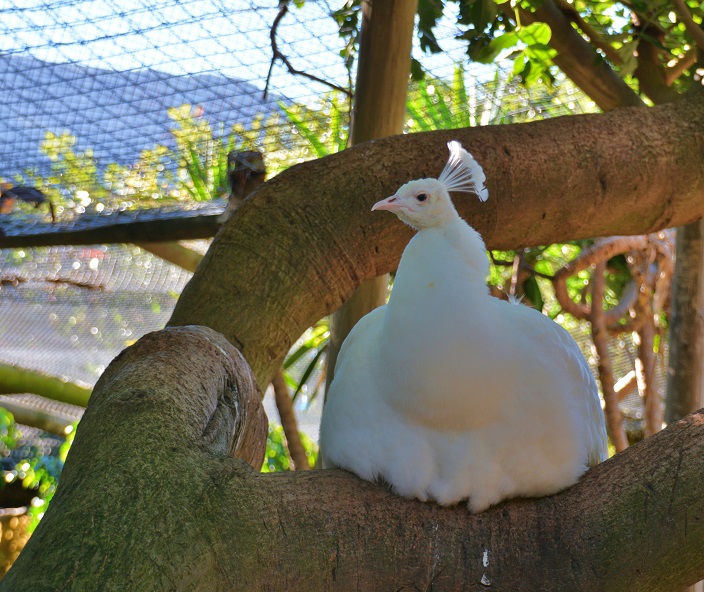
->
xmin=437 ymin=141 xmax=489 ymax=202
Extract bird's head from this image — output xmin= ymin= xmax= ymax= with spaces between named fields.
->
xmin=372 ymin=141 xmax=488 ymax=231
xmin=372 ymin=178 xmax=457 ymax=229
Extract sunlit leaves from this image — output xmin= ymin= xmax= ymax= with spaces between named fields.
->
xmin=417 ymin=0 xmax=445 ymax=53
xmin=0 ymin=408 xmax=75 ymax=532
xmin=332 ymin=0 xmax=362 ymax=74
xmin=278 ymin=91 xmax=350 ymax=159
xmin=0 ymin=408 xmax=19 ymax=449
xmin=167 ymin=104 xmax=241 ymax=202
xmin=260 ymin=423 xmax=318 ymax=472
xmin=473 ymin=22 xmax=555 ymax=86
xmin=283 ymin=318 xmax=330 ymax=405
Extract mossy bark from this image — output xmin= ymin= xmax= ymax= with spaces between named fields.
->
xmin=2 ymin=326 xmax=704 ymax=590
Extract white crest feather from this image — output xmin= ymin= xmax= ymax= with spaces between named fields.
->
xmin=437 ymin=141 xmax=489 ymax=202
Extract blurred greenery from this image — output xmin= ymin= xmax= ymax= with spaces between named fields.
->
xmin=0 ymin=408 xmax=75 ymax=532
xmin=261 ymin=423 xmax=318 ymax=473
xmin=0 ymin=408 xmax=20 ymax=451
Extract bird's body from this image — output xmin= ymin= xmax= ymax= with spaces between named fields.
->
xmin=320 ymin=142 xmax=607 ymax=513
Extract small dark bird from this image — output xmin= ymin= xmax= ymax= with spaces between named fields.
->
xmin=0 ymin=183 xmax=56 ymax=222
xmin=219 ymin=150 xmax=266 ymax=223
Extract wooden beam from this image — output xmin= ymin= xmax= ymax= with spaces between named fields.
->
xmin=0 ymin=202 xmax=224 ymax=249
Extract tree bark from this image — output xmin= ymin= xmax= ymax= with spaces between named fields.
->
xmin=590 ymin=261 xmax=629 ymax=451
xmin=169 ymin=94 xmax=704 ymax=388
xmin=3 ymin=326 xmax=704 ymax=591
xmin=634 ymin=309 xmax=662 ymax=437
xmin=325 ymin=0 xmax=417 ymax=392
xmin=666 ymin=220 xmax=704 ymax=422
xmin=517 ymin=0 xmax=645 ymax=111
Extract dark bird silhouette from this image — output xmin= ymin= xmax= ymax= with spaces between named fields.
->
xmin=0 ymin=183 xmax=56 ymax=222
xmin=219 ymin=150 xmax=266 ymax=223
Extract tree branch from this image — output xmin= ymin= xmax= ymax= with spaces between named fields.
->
xmin=552 ymin=235 xmax=649 ymax=322
xmin=664 ymin=49 xmax=698 ymax=86
xmin=671 ymin=0 xmax=704 ymax=51
xmin=0 ymin=362 xmax=91 ymax=407
xmin=591 ymin=260 xmax=630 ymax=451
xmin=0 ymin=202 xmax=223 ymax=249
xmin=137 ymin=241 xmax=204 ymax=272
xmin=552 ymin=0 xmax=624 ymax=65
xmin=4 ymin=325 xmax=704 ymax=590
xmin=169 ymin=95 xmax=704 ymax=387
xmin=264 ymin=1 xmax=353 ymax=100
xmin=634 ymin=24 xmax=681 ymax=104
xmin=271 ymin=367 xmax=311 ymax=470
xmin=516 ymin=0 xmax=645 ymax=111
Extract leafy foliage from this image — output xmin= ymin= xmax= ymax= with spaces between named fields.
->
xmin=168 ymin=105 xmax=239 ymax=201
xmin=260 ymin=423 xmax=318 ymax=472
xmin=0 ymin=408 xmax=20 ymax=450
xmin=6 ymin=105 xmax=278 ymax=216
xmin=283 ymin=319 xmax=330 ymax=405
xmin=279 ymin=92 xmax=350 ymax=159
xmin=0 ymin=408 xmax=76 ymax=532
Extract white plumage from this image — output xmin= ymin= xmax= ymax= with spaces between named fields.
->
xmin=320 ymin=141 xmax=608 ymax=513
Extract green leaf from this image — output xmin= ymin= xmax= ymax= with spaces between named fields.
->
xmin=280 ymin=102 xmax=329 ymax=158
xmin=417 ymin=0 xmax=445 ymax=53
xmin=525 ymin=41 xmax=555 ymax=57
xmin=517 ymin=22 xmax=552 ymax=46
xmin=451 ymin=64 xmax=471 ymax=128
xmin=291 ymin=345 xmax=326 ymax=403
xmin=522 ymin=275 xmax=544 ymax=312
xmin=473 ymin=31 xmax=518 ymax=63
xmin=410 ymin=58 xmax=425 ymax=81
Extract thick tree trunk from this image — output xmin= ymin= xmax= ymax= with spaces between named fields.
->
xmin=3 ymin=326 xmax=704 ymax=591
xmin=170 ymin=94 xmax=704 ymax=388
xmin=326 ymin=0 xmax=417 ymax=391
xmin=666 ymin=220 xmax=704 ymax=422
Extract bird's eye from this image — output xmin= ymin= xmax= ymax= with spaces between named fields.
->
xmin=416 ymin=193 xmax=428 ymax=202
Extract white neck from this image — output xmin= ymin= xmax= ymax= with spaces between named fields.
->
xmin=387 ymin=218 xmax=489 ymax=316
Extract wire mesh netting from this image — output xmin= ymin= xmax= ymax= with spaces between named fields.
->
xmin=1 ymin=1 xmax=332 ymax=178
xmin=0 ymin=244 xmax=189 ymax=384
xmin=0 ymin=240 xmax=327 ymax=437
xmin=1 ymin=0 xmax=596 ymax=190
xmin=1 ymin=0 xmax=651 ymax=446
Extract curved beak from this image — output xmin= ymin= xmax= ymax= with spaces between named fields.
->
xmin=371 ymin=195 xmax=401 ymax=212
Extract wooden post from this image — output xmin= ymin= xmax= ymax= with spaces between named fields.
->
xmin=326 ymin=0 xmax=418 ymax=392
